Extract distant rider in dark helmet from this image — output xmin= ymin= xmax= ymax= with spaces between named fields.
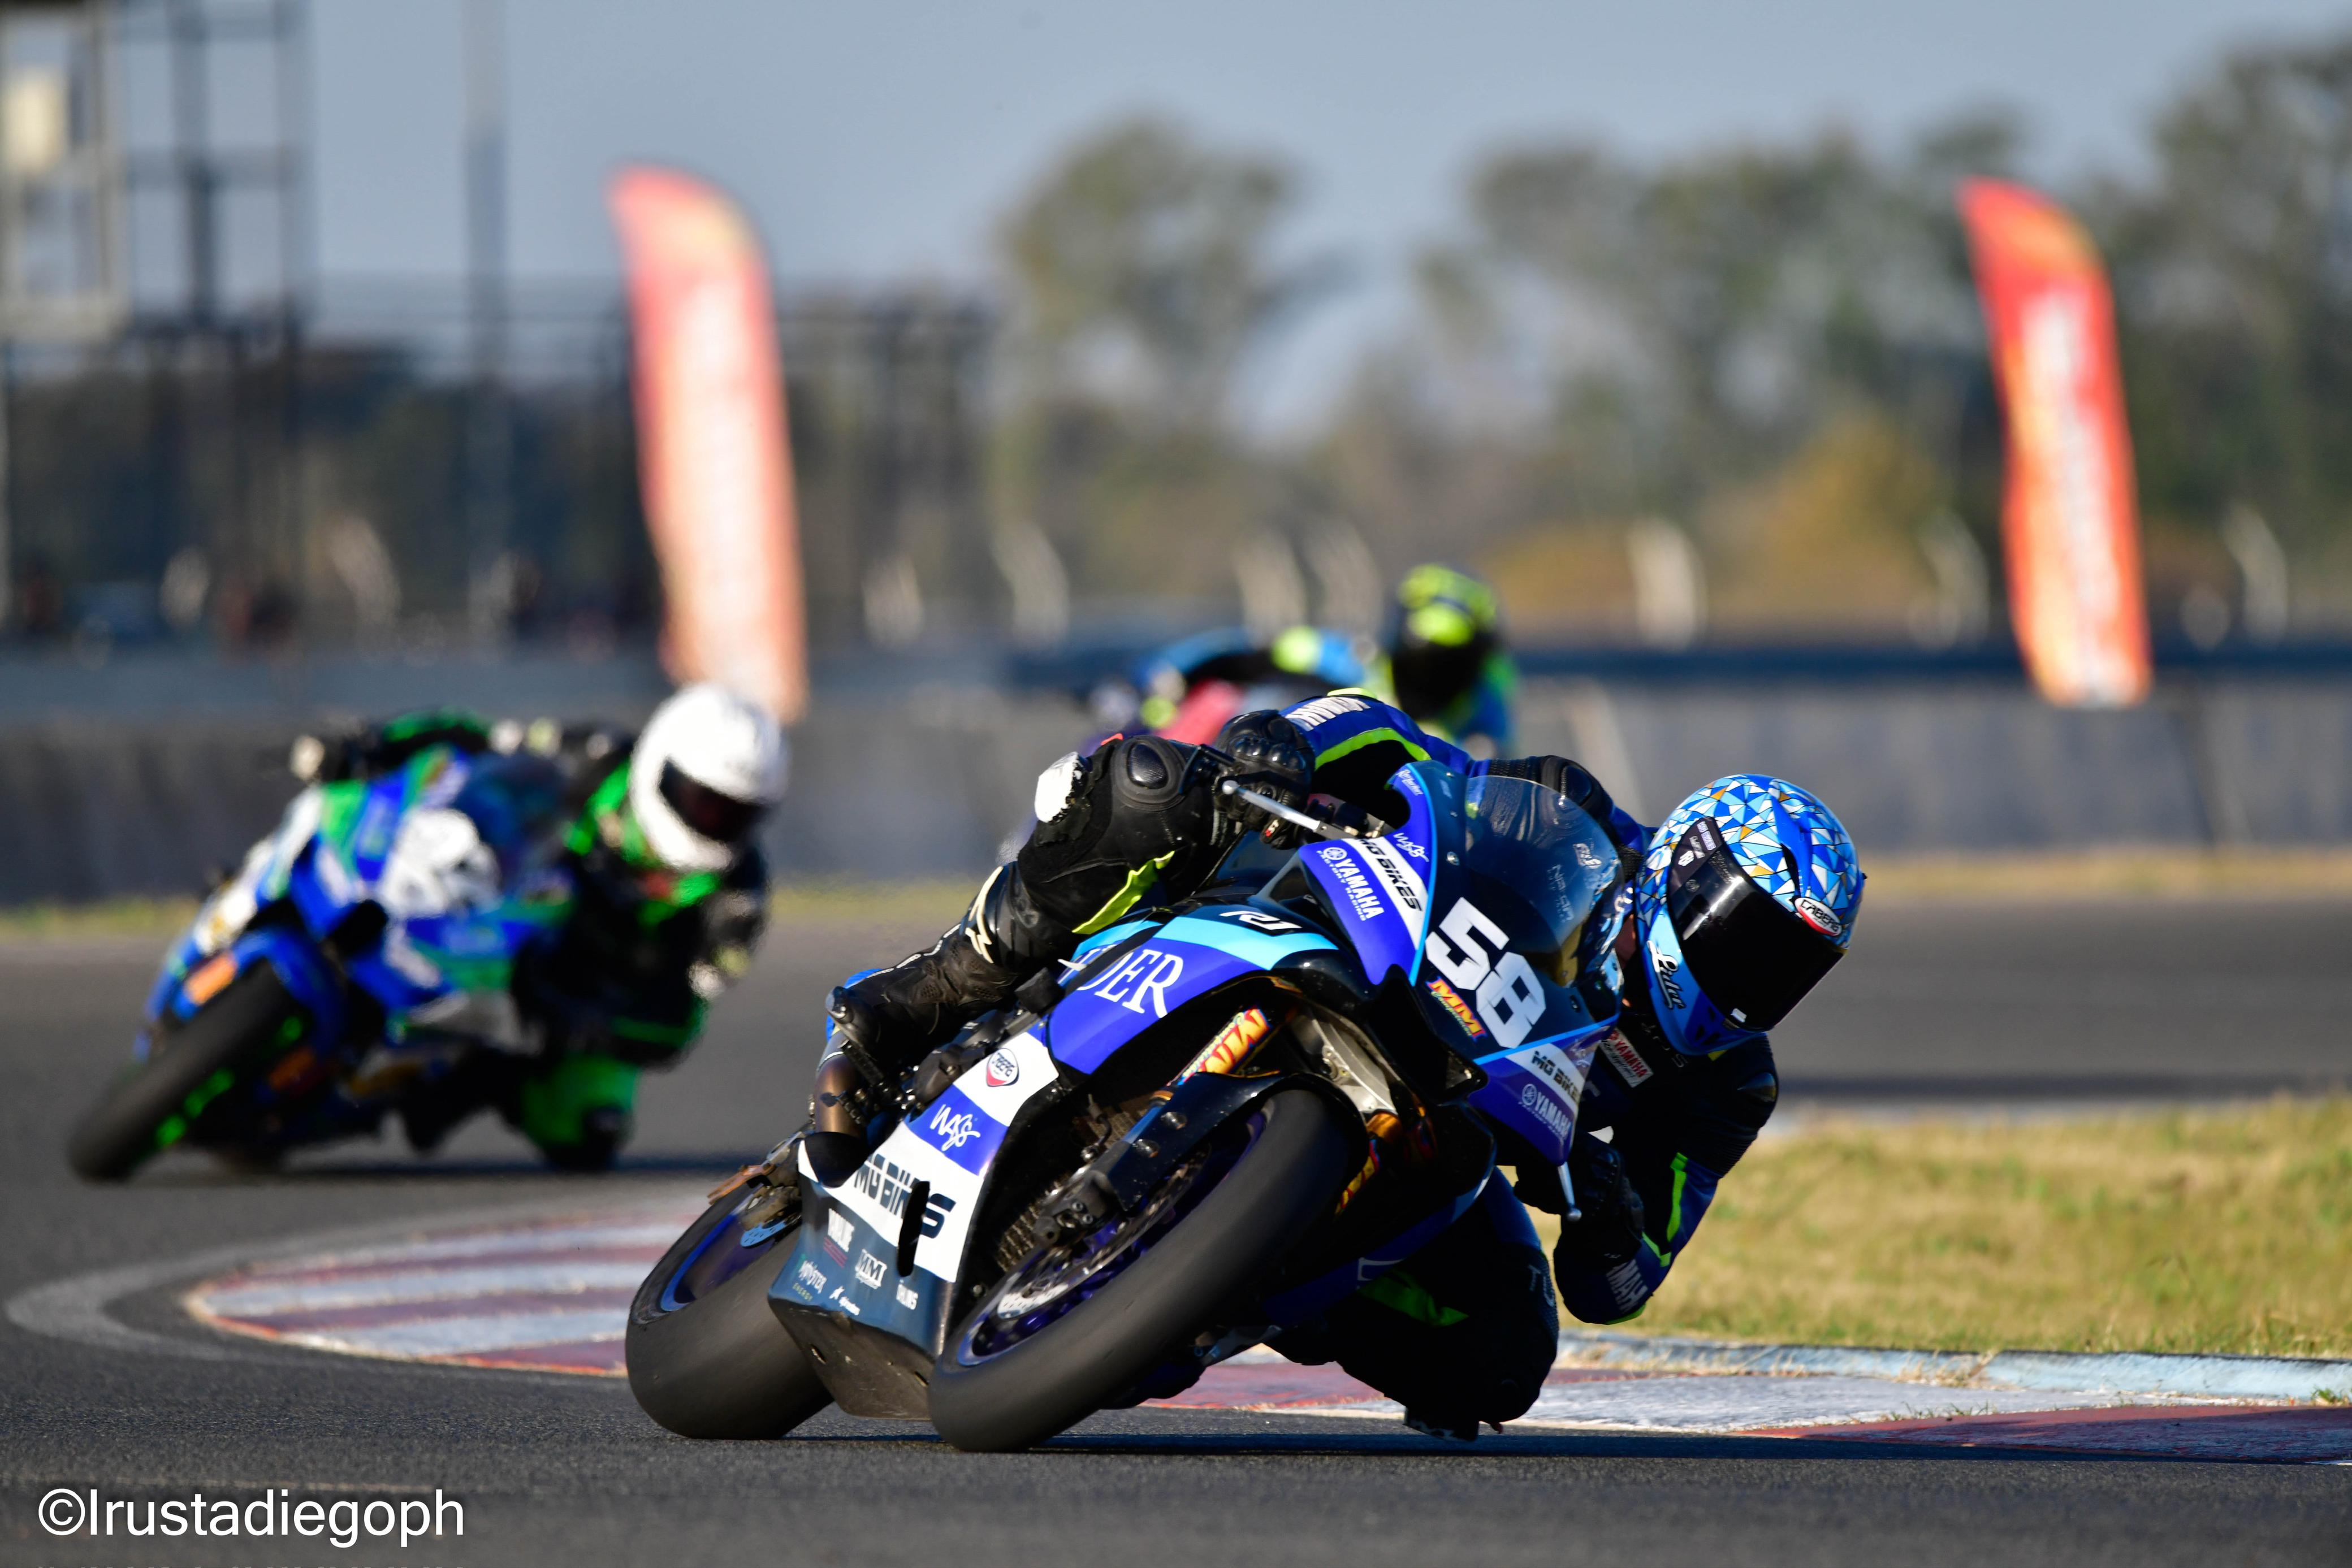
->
xmin=1101 ymin=564 xmax=1516 ymax=754
xmin=295 ymin=683 xmax=785 ymax=1169
xmin=1378 ymin=565 xmax=1516 ymax=756
xmin=806 ymin=691 xmax=1861 ymax=1437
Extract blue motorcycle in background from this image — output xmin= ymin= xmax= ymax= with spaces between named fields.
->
xmin=626 ymin=760 xmax=1626 ymax=1451
xmin=67 ymin=744 xmax=570 ymax=1181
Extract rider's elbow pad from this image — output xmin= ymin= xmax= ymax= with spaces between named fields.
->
xmin=1015 ymin=736 xmax=1220 ymax=931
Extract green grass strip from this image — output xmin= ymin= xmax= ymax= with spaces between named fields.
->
xmin=1536 ymin=1095 xmax=2352 ymax=1359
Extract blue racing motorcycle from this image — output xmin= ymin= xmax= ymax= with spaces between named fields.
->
xmin=626 ymin=760 xmax=1626 ymax=1450
xmin=66 ymin=744 xmax=570 ymax=1181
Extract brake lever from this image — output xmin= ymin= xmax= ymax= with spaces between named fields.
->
xmin=1317 ymin=798 xmax=1395 ymax=839
xmin=1217 ymin=780 xmax=1391 ymax=841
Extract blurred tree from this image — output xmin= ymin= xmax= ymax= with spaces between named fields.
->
xmin=1701 ymin=411 xmax=1945 ymax=633
xmin=993 ymin=118 xmax=1330 ymax=607
xmin=1000 ymin=116 xmax=1322 ymax=426
xmin=1332 ymin=114 xmax=2010 ymax=631
xmin=2095 ymin=32 xmax=2352 ymax=605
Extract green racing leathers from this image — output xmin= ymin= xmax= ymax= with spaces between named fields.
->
xmin=310 ymin=709 xmax=767 ymax=1168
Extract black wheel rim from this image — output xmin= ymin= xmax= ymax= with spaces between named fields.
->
xmin=955 ymin=1111 xmax=1264 ymax=1367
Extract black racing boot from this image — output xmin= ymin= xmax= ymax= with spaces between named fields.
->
xmin=399 ymin=1050 xmax=526 ymax=1155
xmin=804 ymin=870 xmax=1042 ymax=1184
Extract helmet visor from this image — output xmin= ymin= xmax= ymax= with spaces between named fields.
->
xmin=1390 ymin=635 xmax=1486 ymax=718
xmin=658 ymin=760 xmax=766 ymax=846
xmin=1663 ymin=820 xmax=1844 ymax=1032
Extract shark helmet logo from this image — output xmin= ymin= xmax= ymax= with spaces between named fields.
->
xmin=1793 ymin=895 xmax=1845 ymax=940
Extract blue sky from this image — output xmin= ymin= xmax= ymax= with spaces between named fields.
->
xmin=312 ymin=0 xmax=2351 ymax=424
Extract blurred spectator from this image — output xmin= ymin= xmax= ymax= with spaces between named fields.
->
xmin=217 ymin=574 xmax=300 ymax=651
xmin=13 ymin=555 xmax=65 ymax=640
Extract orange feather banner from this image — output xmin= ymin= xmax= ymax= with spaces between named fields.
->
xmin=608 ymin=166 xmax=807 ymax=723
xmin=1959 ymin=177 xmax=2151 ymax=709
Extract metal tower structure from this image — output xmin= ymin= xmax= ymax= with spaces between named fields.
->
xmin=0 ymin=0 xmax=308 ymax=627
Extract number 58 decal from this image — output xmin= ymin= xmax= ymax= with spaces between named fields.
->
xmin=1424 ymin=898 xmax=1546 ymax=1050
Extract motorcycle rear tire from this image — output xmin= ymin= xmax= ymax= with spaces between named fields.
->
xmin=928 ymin=1086 xmax=1354 ymax=1452
xmin=626 ymin=1189 xmax=831 ymax=1440
xmin=67 ymin=963 xmax=301 ymax=1183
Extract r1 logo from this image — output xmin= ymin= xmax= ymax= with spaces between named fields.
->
xmin=1425 ymin=897 xmax=1546 ymax=1050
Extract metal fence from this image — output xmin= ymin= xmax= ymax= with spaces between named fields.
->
xmin=0 ymin=276 xmax=996 ymax=657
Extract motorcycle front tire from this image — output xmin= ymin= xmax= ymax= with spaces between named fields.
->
xmin=67 ymin=963 xmax=302 ymax=1183
xmin=626 ymin=1187 xmax=832 ymax=1440
xmin=927 ymin=1086 xmax=1355 ymax=1452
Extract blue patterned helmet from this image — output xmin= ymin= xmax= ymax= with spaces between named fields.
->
xmin=1632 ymin=775 xmax=1862 ymax=1052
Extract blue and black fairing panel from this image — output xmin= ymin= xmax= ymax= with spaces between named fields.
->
xmin=1047 ymin=908 xmax=1338 ymax=1076
xmin=1463 ymin=1021 xmax=1614 ymax=1167
xmin=1298 ymin=763 xmax=1449 ymax=988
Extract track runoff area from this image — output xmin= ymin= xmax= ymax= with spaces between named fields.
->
xmin=8 ymin=899 xmax=2351 ymax=1567
xmin=151 ymin=1197 xmax=2352 ymax=1463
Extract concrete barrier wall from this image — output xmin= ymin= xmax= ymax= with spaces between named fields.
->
xmin=0 ymin=724 xmax=305 ymax=904
xmin=1524 ymin=677 xmax=2352 ymax=852
xmin=0 ymin=674 xmax=2338 ymax=904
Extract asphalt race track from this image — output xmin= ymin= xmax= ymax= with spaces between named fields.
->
xmin=4 ymin=897 xmax=2349 ymax=1567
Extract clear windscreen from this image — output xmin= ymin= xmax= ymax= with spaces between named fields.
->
xmin=1459 ymin=774 xmax=1622 ymax=968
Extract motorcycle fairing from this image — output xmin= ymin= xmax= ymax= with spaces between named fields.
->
xmin=781 ymin=1029 xmax=1063 ymax=1351
xmin=276 ymin=752 xmax=567 ymax=1016
xmin=133 ymin=742 xmax=572 ymax=1145
xmin=142 ymin=784 xmax=340 ymax=1031
xmin=777 ymin=907 xmax=1341 ymax=1354
xmin=144 ymin=925 xmax=347 ymax=1060
xmin=1044 ymin=909 xmax=1335 ymax=1076
xmin=1465 ymin=1022 xmax=1611 ymax=1166
xmin=1069 ymin=917 xmax=1156 ymax=962
xmin=1298 ymin=765 xmax=1442 ymax=987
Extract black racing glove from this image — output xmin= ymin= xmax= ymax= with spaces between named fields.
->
xmin=1550 ymin=1129 xmax=1647 ymax=1271
xmin=688 ymin=887 xmax=767 ymax=1001
xmin=511 ymin=945 xmax=613 ymax=1059
xmin=1207 ymin=710 xmax=1314 ymax=841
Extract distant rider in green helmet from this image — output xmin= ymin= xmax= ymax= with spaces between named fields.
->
xmin=1105 ymin=564 xmax=1517 ymax=755
xmin=1374 ymin=564 xmax=1516 ymax=756
xmin=292 ymin=682 xmax=784 ymax=1169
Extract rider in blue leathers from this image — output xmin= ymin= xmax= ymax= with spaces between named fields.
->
xmin=809 ymin=692 xmax=1862 ymax=1437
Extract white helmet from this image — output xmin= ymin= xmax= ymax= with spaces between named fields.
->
xmin=628 ymin=683 xmax=788 ymax=873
